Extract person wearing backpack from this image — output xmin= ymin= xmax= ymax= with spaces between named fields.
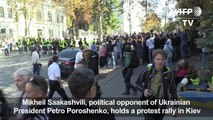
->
xmin=122 ymin=45 xmax=138 ymax=95
xmin=136 ymin=49 xmax=178 ymax=120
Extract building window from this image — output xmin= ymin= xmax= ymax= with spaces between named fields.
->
xmin=8 ymin=8 xmax=12 ymax=18
xmin=49 ymin=29 xmax=53 ymax=38
xmin=9 ymin=29 xmax=13 ymax=37
xmin=57 ymin=15 xmax=59 ymax=23
xmin=37 ymin=10 xmax=42 ymax=21
xmin=48 ymin=11 xmax=52 ymax=21
xmin=61 ymin=16 xmax=64 ymax=23
xmin=0 ymin=7 xmax=4 ymax=17
xmin=1 ymin=28 xmax=6 ymax=33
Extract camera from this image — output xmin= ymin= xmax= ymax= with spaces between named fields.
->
xmin=147 ymin=89 xmax=156 ymax=99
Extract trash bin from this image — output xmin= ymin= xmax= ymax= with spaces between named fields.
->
xmin=84 ymin=49 xmax=99 ymax=76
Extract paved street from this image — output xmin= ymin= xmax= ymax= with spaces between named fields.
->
xmin=0 ymin=52 xmax=212 ymax=120
xmin=0 ymin=52 xmax=52 ymax=97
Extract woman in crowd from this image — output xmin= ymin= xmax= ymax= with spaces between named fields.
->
xmin=173 ymin=59 xmax=197 ymax=86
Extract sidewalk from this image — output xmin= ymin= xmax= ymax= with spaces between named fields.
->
xmin=54 ymin=66 xmax=124 ymax=98
xmin=58 ymin=64 xmax=146 ymax=99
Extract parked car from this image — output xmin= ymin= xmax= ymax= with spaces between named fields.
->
xmin=48 ymin=48 xmax=99 ymax=76
xmin=48 ymin=48 xmax=79 ymax=75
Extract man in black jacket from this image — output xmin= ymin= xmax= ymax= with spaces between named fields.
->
xmin=136 ymin=49 xmax=177 ymax=120
xmin=66 ymin=68 xmax=115 ymax=120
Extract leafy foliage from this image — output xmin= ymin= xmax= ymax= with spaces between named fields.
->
xmin=53 ymin=0 xmax=121 ymax=37
xmin=92 ymin=0 xmax=121 ymax=34
xmin=176 ymin=0 xmax=213 ymax=71
xmin=176 ymin=0 xmax=213 ymax=29
xmin=61 ymin=0 xmax=94 ymax=23
xmin=102 ymin=12 xmax=120 ymax=34
xmin=165 ymin=21 xmax=178 ymax=32
xmin=195 ymin=12 xmax=213 ymax=50
xmin=53 ymin=0 xmax=94 ymax=37
xmin=143 ymin=13 xmax=161 ymax=32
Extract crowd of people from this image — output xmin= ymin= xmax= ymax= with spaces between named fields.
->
xmin=0 ymin=36 xmax=95 ymax=56
xmin=0 ymin=49 xmax=188 ymax=120
xmin=0 ymin=28 xmax=212 ymax=120
xmin=1 ymin=28 xmax=208 ymax=71
xmin=94 ymin=29 xmax=195 ymax=69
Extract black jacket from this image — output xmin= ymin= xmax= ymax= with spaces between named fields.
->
xmin=136 ymin=64 xmax=177 ymax=101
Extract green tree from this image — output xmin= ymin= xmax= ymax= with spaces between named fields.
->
xmin=54 ymin=0 xmax=94 ymax=37
xmin=102 ymin=12 xmax=120 ymax=34
xmin=176 ymin=0 xmax=212 ymax=29
xmin=165 ymin=20 xmax=178 ymax=32
xmin=177 ymin=0 xmax=213 ymax=70
xmin=92 ymin=0 xmax=121 ymax=39
xmin=176 ymin=0 xmax=213 ymax=58
xmin=54 ymin=0 xmax=121 ymax=39
xmin=195 ymin=12 xmax=213 ymax=71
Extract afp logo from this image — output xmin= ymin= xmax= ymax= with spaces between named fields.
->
xmin=177 ymin=6 xmax=202 ymax=26
xmin=177 ymin=6 xmax=202 ymax=17
xmin=193 ymin=6 xmax=202 ymax=17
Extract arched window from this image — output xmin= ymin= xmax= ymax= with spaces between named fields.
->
xmin=48 ymin=11 xmax=52 ymax=21
xmin=1 ymin=28 xmax=6 ymax=33
xmin=48 ymin=29 xmax=53 ymax=38
xmin=8 ymin=8 xmax=12 ymax=18
xmin=9 ymin=29 xmax=13 ymax=37
xmin=56 ymin=10 xmax=60 ymax=23
xmin=0 ymin=7 xmax=4 ymax=17
xmin=56 ymin=14 xmax=59 ymax=23
xmin=61 ymin=16 xmax=64 ymax=23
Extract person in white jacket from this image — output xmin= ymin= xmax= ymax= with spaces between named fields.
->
xmin=163 ymin=37 xmax=174 ymax=68
xmin=146 ymin=36 xmax=155 ymax=63
xmin=31 ymin=47 xmax=40 ymax=76
xmin=4 ymin=42 xmax=9 ymax=56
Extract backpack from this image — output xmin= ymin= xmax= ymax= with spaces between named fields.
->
xmin=130 ymin=53 xmax=139 ymax=68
